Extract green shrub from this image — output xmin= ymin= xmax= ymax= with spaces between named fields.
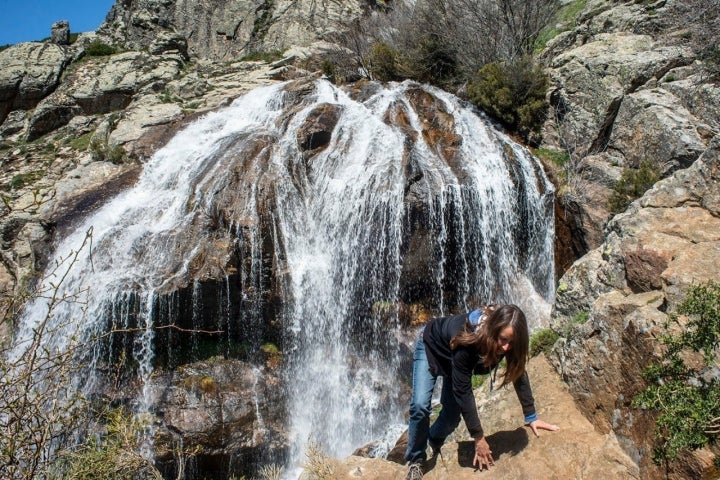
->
xmin=468 ymin=57 xmax=549 ymax=143
xmin=10 ymin=170 xmax=44 ymax=190
xmin=632 ymin=281 xmax=720 ymax=463
xmin=90 ymin=138 xmax=127 ymax=164
xmin=51 ymin=408 xmax=162 ymax=479
xmin=366 ymin=42 xmax=399 ymax=82
xmin=84 ymin=41 xmax=116 ymax=57
xmin=407 ymin=32 xmax=458 ymax=84
xmin=608 ymin=160 xmax=661 ymax=213
xmin=535 ymin=0 xmax=588 ymax=52
xmin=321 ymin=60 xmax=337 ymax=84
xmin=529 ymin=328 xmax=559 ymax=357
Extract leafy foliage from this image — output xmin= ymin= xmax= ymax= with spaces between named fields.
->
xmin=535 ymin=0 xmax=587 ymax=52
xmin=51 ymin=408 xmax=162 ymax=480
xmin=607 ymin=160 xmax=661 ymax=213
xmin=468 ymin=57 xmax=549 ymax=143
xmin=529 ymin=328 xmax=559 ymax=357
xmin=633 ymin=281 xmax=720 ymax=463
xmin=366 ymin=42 xmax=400 ymax=82
xmin=84 ymin=40 xmax=116 ymax=57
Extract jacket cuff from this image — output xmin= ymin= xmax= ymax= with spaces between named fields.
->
xmin=524 ymin=412 xmax=538 ymax=423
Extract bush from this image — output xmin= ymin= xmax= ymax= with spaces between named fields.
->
xmin=51 ymin=408 xmax=162 ymax=480
xmin=468 ymin=57 xmax=549 ymax=143
xmin=84 ymin=41 xmax=116 ymax=57
xmin=366 ymin=42 xmax=399 ymax=82
xmin=607 ymin=160 xmax=661 ymax=213
xmin=632 ymin=281 xmax=720 ymax=463
xmin=410 ymin=32 xmax=458 ymax=84
xmin=529 ymin=328 xmax=559 ymax=357
xmin=90 ymin=138 xmax=127 ymax=164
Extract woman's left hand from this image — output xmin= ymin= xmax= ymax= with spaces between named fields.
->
xmin=528 ymin=419 xmax=559 ymax=437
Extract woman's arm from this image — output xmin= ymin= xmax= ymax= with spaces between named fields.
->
xmin=513 ymin=372 xmax=559 ymax=435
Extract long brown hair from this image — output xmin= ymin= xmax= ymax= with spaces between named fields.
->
xmin=450 ymin=304 xmax=529 ymax=387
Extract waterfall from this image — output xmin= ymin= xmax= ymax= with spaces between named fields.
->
xmin=9 ymin=78 xmax=554 ymax=478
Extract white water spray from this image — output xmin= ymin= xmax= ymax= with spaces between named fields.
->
xmin=9 ymin=79 xmax=554 ymax=478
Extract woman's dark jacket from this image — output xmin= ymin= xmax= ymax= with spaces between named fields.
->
xmin=422 ymin=311 xmax=535 ymax=439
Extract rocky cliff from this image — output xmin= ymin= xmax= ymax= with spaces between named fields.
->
xmin=0 ymin=0 xmax=719 ymax=478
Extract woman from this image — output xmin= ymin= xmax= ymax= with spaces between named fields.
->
xmin=404 ymin=304 xmax=558 ymax=480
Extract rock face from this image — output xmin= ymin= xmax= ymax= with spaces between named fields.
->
xmin=550 ymin=138 xmax=720 ymax=479
xmin=98 ymin=0 xmax=364 ymax=61
xmin=144 ymin=358 xmax=286 ymax=478
xmin=0 ymin=0 xmax=719 ymax=477
xmin=542 ymin=0 xmax=718 ymax=259
xmin=0 ymin=43 xmax=72 ymax=125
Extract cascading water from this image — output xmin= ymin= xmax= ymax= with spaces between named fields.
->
xmin=9 ymin=78 xmax=554 ymax=478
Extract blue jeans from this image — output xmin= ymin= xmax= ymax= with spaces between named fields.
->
xmin=404 ymin=329 xmax=462 ymax=464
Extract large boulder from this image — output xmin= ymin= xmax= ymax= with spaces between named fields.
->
xmin=551 ymin=137 xmax=720 ymax=479
xmin=143 ymin=358 xmax=287 ymax=479
xmin=339 ymin=356 xmax=638 ymax=479
xmin=50 ymin=20 xmax=71 ymax=45
xmin=607 ymin=88 xmax=707 ymax=172
xmin=0 ymin=43 xmax=71 ymax=125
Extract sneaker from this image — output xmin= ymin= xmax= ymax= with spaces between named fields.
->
xmin=406 ymin=462 xmax=423 ymax=480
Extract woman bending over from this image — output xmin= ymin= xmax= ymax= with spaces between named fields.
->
xmin=404 ymin=304 xmax=559 ymax=480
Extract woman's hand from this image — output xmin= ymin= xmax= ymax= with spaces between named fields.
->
xmin=528 ymin=418 xmax=560 ymax=437
xmin=473 ymin=436 xmax=494 ymax=470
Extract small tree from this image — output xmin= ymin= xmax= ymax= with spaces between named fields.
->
xmin=633 ymin=281 xmax=720 ymax=463
xmin=607 ymin=160 xmax=661 ymax=213
xmin=468 ymin=56 xmax=549 ymax=143
xmin=0 ymin=230 xmax=94 ymax=479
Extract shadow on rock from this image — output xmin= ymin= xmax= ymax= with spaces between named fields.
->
xmin=457 ymin=428 xmax=529 ymax=468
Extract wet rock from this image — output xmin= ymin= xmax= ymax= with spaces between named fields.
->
xmin=146 ymin=358 xmax=287 ymax=478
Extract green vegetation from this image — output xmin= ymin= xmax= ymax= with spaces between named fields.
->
xmin=69 ymin=132 xmax=93 ymax=151
xmin=90 ymin=138 xmax=127 ymax=164
xmin=529 ymin=328 xmax=559 ymax=357
xmin=10 ymin=170 xmax=44 ymax=190
xmin=240 ymin=49 xmax=284 ymax=63
xmin=52 ymin=408 xmax=162 ymax=479
xmin=608 ymin=160 xmax=661 ymax=213
xmin=533 ymin=148 xmax=571 ymax=168
xmin=472 ymin=373 xmax=488 ymax=389
xmin=468 ymin=57 xmax=549 ymax=143
xmin=366 ymin=42 xmax=399 ymax=82
xmin=321 ymin=60 xmax=337 ymax=83
xmin=633 ymin=281 xmax=720 ymax=463
xmin=84 ymin=40 xmax=116 ymax=57
xmin=535 ymin=0 xmax=588 ymax=52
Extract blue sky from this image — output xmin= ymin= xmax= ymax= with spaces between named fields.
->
xmin=0 ymin=0 xmax=116 ymax=46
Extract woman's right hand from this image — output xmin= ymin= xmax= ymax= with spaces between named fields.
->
xmin=473 ymin=436 xmax=494 ymax=470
